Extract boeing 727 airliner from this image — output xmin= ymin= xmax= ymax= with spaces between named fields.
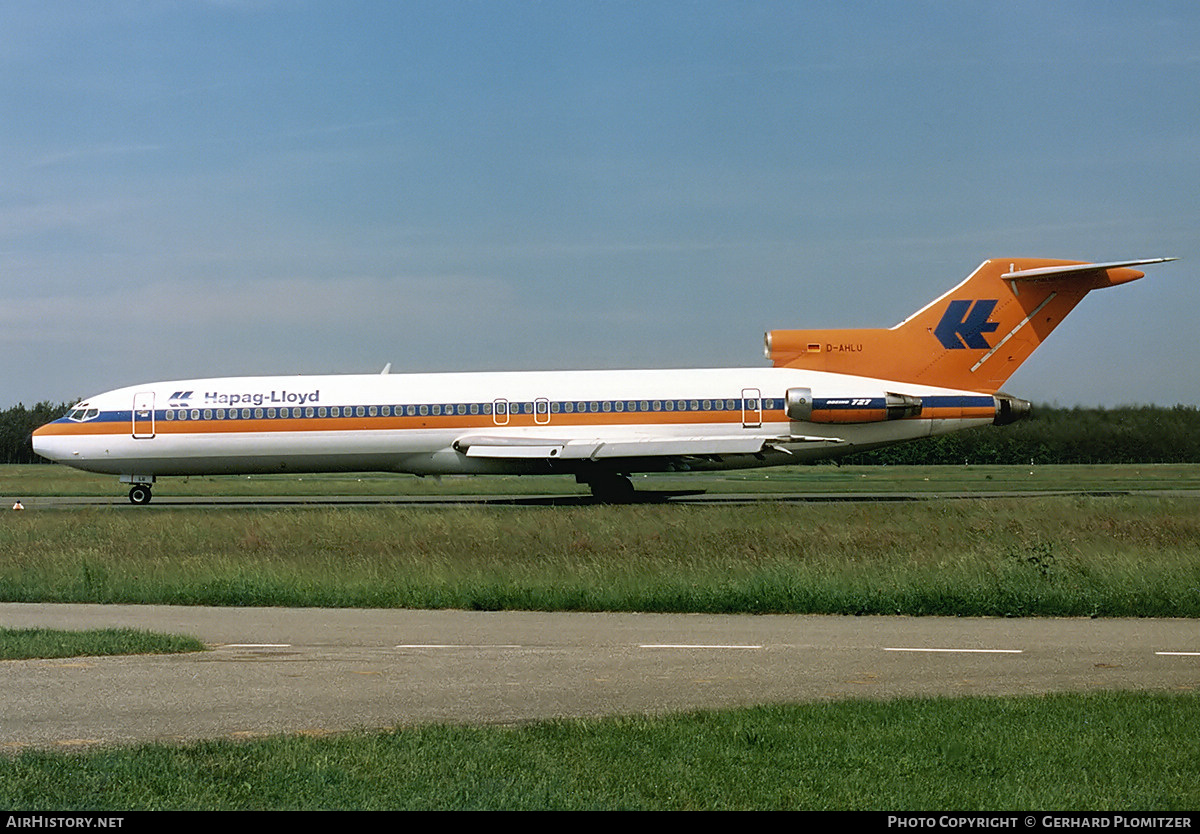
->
xmin=33 ymin=257 xmax=1174 ymax=503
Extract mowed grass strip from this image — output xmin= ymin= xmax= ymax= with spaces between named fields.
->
xmin=0 ymin=627 xmax=205 ymax=660
xmin=1 ymin=497 xmax=1198 ymax=616
xmin=1 ymin=692 xmax=1196 ymax=810
xmin=6 ymin=463 xmax=1200 ymax=498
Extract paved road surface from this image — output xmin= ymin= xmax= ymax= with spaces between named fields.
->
xmin=2 ymin=603 xmax=1196 ymax=751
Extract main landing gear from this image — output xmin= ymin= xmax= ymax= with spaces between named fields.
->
xmin=579 ymin=472 xmax=636 ymax=503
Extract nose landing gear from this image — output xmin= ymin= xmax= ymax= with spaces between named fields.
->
xmin=121 ymin=475 xmax=156 ymax=505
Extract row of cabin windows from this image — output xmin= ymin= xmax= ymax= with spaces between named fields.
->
xmin=161 ymin=398 xmax=771 ymax=423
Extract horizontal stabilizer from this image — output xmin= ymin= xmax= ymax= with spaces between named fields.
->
xmin=1003 ymin=258 xmax=1176 ymax=281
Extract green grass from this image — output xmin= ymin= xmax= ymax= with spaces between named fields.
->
xmin=2 ymin=496 xmax=1199 ymax=616
xmin=3 ymin=464 xmax=1196 ymax=808
xmin=0 ymin=627 xmax=205 ymax=660
xmin=1 ymin=495 xmax=1198 ymax=616
xmin=1 ymin=691 xmax=1196 ymax=810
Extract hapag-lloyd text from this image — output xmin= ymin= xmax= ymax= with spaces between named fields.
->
xmin=204 ymin=390 xmax=320 ymax=407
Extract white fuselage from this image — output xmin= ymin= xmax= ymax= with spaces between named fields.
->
xmin=33 ymin=366 xmax=998 ymax=480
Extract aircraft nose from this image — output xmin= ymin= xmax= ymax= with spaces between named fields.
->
xmin=31 ymin=422 xmax=68 ymax=462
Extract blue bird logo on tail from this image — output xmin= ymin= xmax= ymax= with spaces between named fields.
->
xmin=933 ymin=300 xmax=999 ymax=349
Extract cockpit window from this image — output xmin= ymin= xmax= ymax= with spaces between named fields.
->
xmin=67 ymin=407 xmax=100 ymax=422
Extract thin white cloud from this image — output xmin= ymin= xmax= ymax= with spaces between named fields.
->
xmin=29 ymin=144 xmax=166 ymax=170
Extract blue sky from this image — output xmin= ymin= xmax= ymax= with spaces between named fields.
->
xmin=3 ymin=1 xmax=1197 ymax=407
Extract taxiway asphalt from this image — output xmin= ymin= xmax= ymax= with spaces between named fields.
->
xmin=2 ymin=603 xmax=1196 ymax=751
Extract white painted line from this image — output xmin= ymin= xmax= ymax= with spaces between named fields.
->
xmin=220 ymin=643 xmax=292 ymax=648
xmin=883 ymin=647 xmax=1022 ymax=654
xmin=640 ymin=644 xmax=763 ymax=650
xmin=1155 ymin=651 xmax=1200 ymax=656
xmin=396 ymin=648 xmax=523 ymax=652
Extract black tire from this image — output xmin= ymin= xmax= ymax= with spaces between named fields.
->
xmin=588 ymin=474 xmax=636 ymax=503
xmin=128 ymin=485 xmax=152 ymax=505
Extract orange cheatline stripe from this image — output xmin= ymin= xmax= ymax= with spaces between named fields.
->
xmin=36 ymin=409 xmax=790 ymax=437
xmin=37 ymin=400 xmax=1001 ymax=439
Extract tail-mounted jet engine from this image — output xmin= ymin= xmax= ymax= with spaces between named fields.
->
xmin=992 ymin=393 xmax=1032 ymax=426
xmin=785 ymin=387 xmax=923 ymax=424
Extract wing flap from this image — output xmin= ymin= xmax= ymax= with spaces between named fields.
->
xmin=454 ymin=433 xmax=843 ymax=461
xmin=466 ymin=444 xmax=569 ymax=459
xmin=585 ymin=436 xmax=767 ymax=458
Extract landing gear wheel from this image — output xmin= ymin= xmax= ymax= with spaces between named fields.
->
xmin=588 ymin=473 xmax=636 ymax=504
xmin=128 ymin=485 xmax=153 ymax=505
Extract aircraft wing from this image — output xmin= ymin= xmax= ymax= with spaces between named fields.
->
xmin=452 ymin=433 xmax=843 ymax=461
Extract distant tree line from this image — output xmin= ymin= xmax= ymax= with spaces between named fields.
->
xmin=2 ymin=401 xmax=1199 ymax=466
xmin=1 ymin=402 xmax=72 ymax=464
xmin=841 ymin=404 xmax=1200 ymax=465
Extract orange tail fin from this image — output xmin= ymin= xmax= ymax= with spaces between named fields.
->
xmin=765 ymin=258 xmax=1173 ymax=392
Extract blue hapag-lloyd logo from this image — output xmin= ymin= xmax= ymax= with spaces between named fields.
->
xmin=934 ymin=299 xmax=999 ymax=349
